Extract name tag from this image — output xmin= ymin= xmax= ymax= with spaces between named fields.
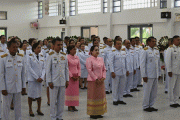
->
xmin=8 ymin=60 xmax=12 ymax=62
xmin=17 ymin=61 xmax=22 ymax=63
xmin=54 ymin=57 xmax=57 ymax=61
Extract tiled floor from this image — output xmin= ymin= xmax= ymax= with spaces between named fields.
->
xmin=4 ymin=80 xmax=180 ymax=120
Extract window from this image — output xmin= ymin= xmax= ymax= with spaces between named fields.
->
xmin=62 ymin=0 xmax=65 ymax=17
xmin=0 ymin=28 xmax=7 ymax=40
xmin=70 ymin=0 xmax=76 ymax=16
xmin=49 ymin=0 xmax=61 ymax=16
xmin=0 ymin=11 xmax=7 ymax=20
xmin=123 ymin=0 xmax=157 ymax=10
xmin=113 ymin=0 xmax=121 ymax=13
xmin=38 ymin=1 xmax=43 ymax=19
xmin=175 ymin=0 xmax=180 ymax=7
xmin=78 ymin=0 xmax=101 ymax=14
xmin=103 ymin=0 xmax=108 ymax=13
xmin=160 ymin=0 xmax=167 ymax=8
xmin=128 ymin=24 xmax=153 ymax=45
xmin=81 ymin=27 xmax=98 ymax=39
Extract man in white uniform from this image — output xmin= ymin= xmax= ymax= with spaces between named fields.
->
xmin=140 ymin=37 xmax=161 ymax=112
xmin=0 ymin=38 xmax=26 ymax=120
xmin=166 ymin=35 xmax=180 ymax=108
xmin=46 ymin=37 xmax=69 ymax=120
xmin=0 ymin=35 xmax=8 ymax=53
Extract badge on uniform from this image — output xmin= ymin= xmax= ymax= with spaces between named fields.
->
xmin=40 ymin=60 xmax=44 ymax=62
xmin=54 ymin=57 xmax=57 ymax=61
xmin=17 ymin=61 xmax=22 ymax=63
xmin=61 ymin=56 xmax=65 ymax=60
xmin=8 ymin=60 xmax=12 ymax=62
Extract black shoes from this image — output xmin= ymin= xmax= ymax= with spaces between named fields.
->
xmin=118 ymin=101 xmax=126 ymax=105
xmin=113 ymin=101 xmax=118 ymax=105
xmin=165 ymin=91 xmax=168 ymax=94
xmin=137 ymin=85 xmax=143 ymax=87
xmin=170 ymin=104 xmax=178 ymax=108
xmin=90 ymin=115 xmax=103 ymax=119
xmin=143 ymin=108 xmax=152 ymax=112
xmin=175 ymin=104 xmax=180 ymax=107
xmin=110 ymin=91 xmax=112 ymax=93
xmin=106 ymin=91 xmax=110 ymax=94
xmin=133 ymin=88 xmax=140 ymax=92
xmin=149 ymin=107 xmax=158 ymax=111
xmin=123 ymin=94 xmax=133 ymax=97
xmin=37 ymin=110 xmax=44 ymax=116
xmin=130 ymin=89 xmax=134 ymax=92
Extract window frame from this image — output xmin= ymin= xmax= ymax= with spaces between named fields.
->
xmin=174 ymin=0 xmax=180 ymax=8
xmin=0 ymin=11 xmax=7 ymax=20
xmin=70 ymin=0 xmax=76 ymax=16
xmin=113 ymin=0 xmax=121 ymax=13
xmin=128 ymin=24 xmax=153 ymax=44
xmin=48 ymin=1 xmax=61 ymax=17
xmin=103 ymin=0 xmax=108 ymax=13
xmin=38 ymin=1 xmax=43 ymax=19
xmin=62 ymin=0 xmax=65 ymax=17
xmin=160 ymin=0 xmax=167 ymax=9
xmin=0 ymin=27 xmax=7 ymax=41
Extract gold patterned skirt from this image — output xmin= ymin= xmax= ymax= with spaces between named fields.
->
xmin=87 ymin=81 xmax=107 ymax=115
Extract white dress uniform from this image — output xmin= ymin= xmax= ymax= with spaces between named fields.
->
xmin=140 ymin=46 xmax=161 ymax=109
xmin=77 ymin=50 xmax=89 ymax=78
xmin=42 ymin=45 xmax=48 ymax=57
xmin=124 ymin=47 xmax=136 ymax=95
xmin=110 ymin=48 xmax=130 ymax=102
xmin=27 ymin=52 xmax=45 ymax=99
xmin=88 ymin=42 xmax=93 ymax=50
xmin=46 ymin=51 xmax=69 ymax=120
xmin=60 ymin=46 xmax=67 ymax=54
xmin=164 ymin=50 xmax=169 ymax=92
xmin=131 ymin=45 xmax=140 ymax=89
xmin=104 ymin=45 xmax=113 ymax=92
xmin=0 ymin=52 xmax=26 ymax=120
xmin=136 ymin=45 xmax=143 ymax=86
xmin=166 ymin=44 xmax=180 ymax=105
xmin=0 ymin=43 xmax=7 ymax=53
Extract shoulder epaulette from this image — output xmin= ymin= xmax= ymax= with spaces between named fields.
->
xmin=169 ymin=45 xmax=173 ymax=48
xmin=64 ymin=46 xmax=67 ymax=48
xmin=85 ymin=45 xmax=88 ymax=46
xmin=89 ymin=42 xmax=92 ymax=43
xmin=1 ymin=53 xmax=8 ymax=58
xmin=40 ymin=54 xmax=43 ymax=57
xmin=154 ymin=47 xmax=159 ymax=50
xmin=140 ymin=44 xmax=143 ymax=46
xmin=46 ymin=51 xmax=49 ymax=53
xmin=49 ymin=52 xmax=54 ymax=55
xmin=20 ymin=48 xmax=23 ymax=50
xmin=0 ymin=50 xmax=4 ymax=52
xmin=112 ymin=50 xmax=116 ymax=52
xmin=17 ymin=53 xmax=24 ymax=57
xmin=121 ymin=48 xmax=126 ymax=51
xmin=60 ymin=52 xmax=66 ymax=55
xmin=29 ymin=54 xmax=33 ymax=56
xmin=144 ymin=47 xmax=148 ymax=50
xmin=79 ymin=50 xmax=82 ymax=52
xmin=136 ymin=46 xmax=139 ymax=48
xmin=103 ymin=46 xmax=107 ymax=48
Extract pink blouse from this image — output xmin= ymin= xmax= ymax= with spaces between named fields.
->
xmin=86 ymin=56 xmax=106 ymax=81
xmin=67 ymin=54 xmax=81 ymax=78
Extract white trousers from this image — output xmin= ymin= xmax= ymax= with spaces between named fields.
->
xmin=133 ymin=68 xmax=139 ymax=88
xmin=105 ymin=69 xmax=112 ymax=92
xmin=124 ymin=73 xmax=133 ymax=95
xmin=137 ymin=68 xmax=142 ymax=85
xmin=0 ymin=93 xmax=1 ymax=118
xmin=3 ymin=92 xmax=21 ymax=120
xmin=50 ymin=86 xmax=65 ymax=120
xmin=112 ymin=75 xmax=126 ymax=101
xmin=168 ymin=74 xmax=180 ymax=105
xmin=165 ymin=70 xmax=169 ymax=92
xmin=143 ymin=78 xmax=158 ymax=109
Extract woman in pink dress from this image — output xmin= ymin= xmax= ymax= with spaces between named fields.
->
xmin=86 ymin=46 xmax=107 ymax=119
xmin=65 ymin=45 xmax=81 ymax=112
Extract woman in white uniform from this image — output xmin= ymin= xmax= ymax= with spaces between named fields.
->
xmin=27 ymin=43 xmax=45 ymax=117
xmin=78 ymin=43 xmax=89 ymax=89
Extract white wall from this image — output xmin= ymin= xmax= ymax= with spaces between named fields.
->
xmin=0 ymin=0 xmax=38 ymax=40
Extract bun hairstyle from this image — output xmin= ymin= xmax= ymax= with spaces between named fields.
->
xmin=90 ymin=45 xmax=98 ymax=55
xmin=67 ymin=45 xmax=75 ymax=54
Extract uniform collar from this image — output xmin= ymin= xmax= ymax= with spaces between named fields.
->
xmin=148 ymin=46 xmax=154 ymax=50
xmin=173 ymin=44 xmax=179 ymax=48
xmin=8 ymin=51 xmax=17 ymax=58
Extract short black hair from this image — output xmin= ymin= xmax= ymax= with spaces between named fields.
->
xmin=135 ymin=36 xmax=139 ymax=39
xmin=32 ymin=43 xmax=40 ymax=52
xmin=114 ymin=39 xmax=121 ymax=46
xmin=38 ymin=40 xmax=42 ymax=45
xmin=103 ymin=37 xmax=108 ymax=40
xmin=130 ymin=38 xmax=135 ymax=42
xmin=69 ymin=39 xmax=74 ymax=45
xmin=0 ymin=35 xmax=5 ymax=39
xmin=114 ymin=36 xmax=120 ymax=40
xmin=172 ymin=35 xmax=179 ymax=42
xmin=43 ymin=39 xmax=47 ymax=45
xmin=29 ymin=38 xmax=36 ymax=45
xmin=7 ymin=38 xmax=17 ymax=48
xmin=67 ymin=45 xmax=75 ymax=54
xmin=91 ymin=35 xmax=96 ymax=39
xmin=23 ymin=40 xmax=27 ymax=43
xmin=146 ymin=36 xmax=155 ymax=44
xmin=90 ymin=45 xmax=98 ymax=55
xmin=52 ymin=37 xmax=62 ymax=45
xmin=93 ymin=39 xmax=98 ymax=46
xmin=75 ymin=41 xmax=80 ymax=45
xmin=64 ymin=36 xmax=70 ymax=40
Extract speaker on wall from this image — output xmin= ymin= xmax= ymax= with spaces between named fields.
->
xmin=60 ymin=20 xmax=66 ymax=24
xmin=161 ymin=12 xmax=171 ymax=19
